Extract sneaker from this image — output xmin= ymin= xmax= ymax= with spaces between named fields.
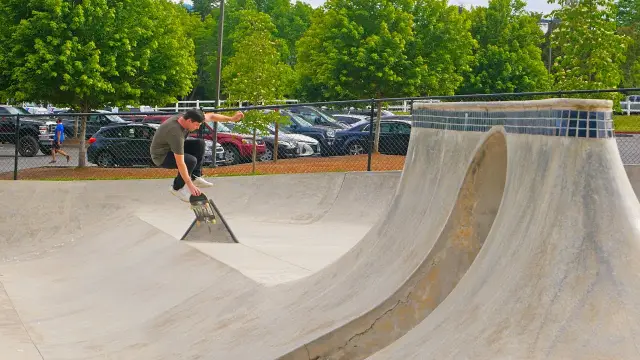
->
xmin=170 ymin=186 xmax=191 ymax=202
xmin=193 ymin=176 xmax=213 ymax=188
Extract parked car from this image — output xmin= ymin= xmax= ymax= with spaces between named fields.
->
xmin=333 ymin=119 xmax=412 ymax=155
xmin=287 ymin=105 xmax=350 ymax=130
xmin=55 ymin=110 xmax=131 ymax=139
xmin=341 ymin=108 xmax=396 ymax=117
xmin=0 ymin=105 xmax=52 ymax=156
xmin=332 ymin=114 xmax=371 ymax=126
xmin=141 ymin=114 xmax=171 ymax=124
xmin=264 ymin=109 xmax=339 ymax=156
xmin=196 ymin=121 xmax=266 ymax=165
xmin=257 ymin=124 xmax=321 ymax=161
xmin=87 ymin=123 xmax=224 ymax=167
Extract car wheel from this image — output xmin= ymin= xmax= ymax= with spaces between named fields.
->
xmin=39 ymin=146 xmax=52 ymax=156
xmin=18 ymin=135 xmax=39 ymax=157
xmin=260 ymin=146 xmax=273 ymax=161
xmin=348 ymin=142 xmax=366 ymax=155
xmin=96 ymin=151 xmax=115 ymax=167
xmin=223 ymin=145 xmax=241 ymax=165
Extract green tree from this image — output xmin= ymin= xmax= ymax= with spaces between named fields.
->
xmin=617 ymin=0 xmax=640 ymax=88
xmin=188 ymin=11 xmax=222 ymax=100
xmin=193 ymin=0 xmax=220 ymax=20
xmin=295 ymin=0 xmax=476 ymax=151
xmin=550 ymin=0 xmax=629 ymax=100
xmin=296 ymin=0 xmax=420 ymax=101
xmin=460 ymin=0 xmax=549 ymax=94
xmin=410 ymin=0 xmax=477 ymax=96
xmin=617 ymin=0 xmax=639 ymax=26
xmin=221 ymin=10 xmax=293 ymax=168
xmin=251 ymin=0 xmax=314 ymax=65
xmin=0 ymin=0 xmax=197 ymax=166
xmin=618 ymin=27 xmax=640 ymax=88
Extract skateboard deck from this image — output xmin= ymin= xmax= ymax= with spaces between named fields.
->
xmin=189 ymin=193 xmax=217 ymax=226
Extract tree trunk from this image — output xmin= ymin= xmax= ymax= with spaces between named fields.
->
xmin=252 ymin=128 xmax=257 ymax=174
xmin=274 ymin=121 xmax=279 ymax=163
xmin=373 ymin=101 xmax=382 ymax=154
xmin=78 ymin=104 xmax=88 ymax=168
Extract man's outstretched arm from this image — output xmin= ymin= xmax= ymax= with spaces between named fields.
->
xmin=205 ymin=111 xmax=244 ymax=123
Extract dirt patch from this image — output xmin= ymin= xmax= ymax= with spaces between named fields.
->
xmin=1 ymin=154 xmax=406 ymax=180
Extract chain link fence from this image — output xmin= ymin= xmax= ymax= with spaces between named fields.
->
xmin=1 ymin=88 xmax=639 ymax=181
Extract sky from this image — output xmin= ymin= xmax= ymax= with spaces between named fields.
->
xmin=173 ymin=0 xmax=559 ymax=15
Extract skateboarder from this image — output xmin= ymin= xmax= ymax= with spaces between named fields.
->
xmin=50 ymin=118 xmax=71 ymax=163
xmin=150 ymin=108 xmax=244 ymax=202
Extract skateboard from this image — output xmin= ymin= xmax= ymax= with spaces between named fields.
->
xmin=189 ymin=193 xmax=217 ymax=225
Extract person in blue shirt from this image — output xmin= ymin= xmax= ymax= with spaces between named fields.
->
xmin=50 ymin=118 xmax=70 ymax=163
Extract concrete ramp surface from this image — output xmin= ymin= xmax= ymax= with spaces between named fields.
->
xmin=368 ymin=99 xmax=640 ymax=359
xmin=1 ymin=98 xmax=639 ymax=360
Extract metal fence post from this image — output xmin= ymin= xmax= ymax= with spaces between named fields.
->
xmin=13 ymin=114 xmax=20 ymax=180
xmin=367 ymin=98 xmax=375 ymax=172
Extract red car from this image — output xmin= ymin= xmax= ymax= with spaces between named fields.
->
xmin=142 ymin=115 xmax=265 ymax=165
xmin=197 ymin=121 xmax=265 ymax=165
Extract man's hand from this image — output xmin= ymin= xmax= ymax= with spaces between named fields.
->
xmin=187 ymin=182 xmax=202 ymax=196
xmin=230 ymin=111 xmax=244 ymax=122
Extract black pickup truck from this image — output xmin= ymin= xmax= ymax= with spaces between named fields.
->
xmin=0 ymin=105 xmax=52 ymax=156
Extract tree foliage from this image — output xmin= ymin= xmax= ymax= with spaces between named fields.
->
xmin=0 ymin=0 xmax=196 ymax=109
xmin=617 ymin=0 xmax=640 ymax=88
xmin=189 ymin=11 xmax=221 ymax=99
xmin=296 ymin=0 xmax=419 ymax=101
xmin=616 ymin=0 xmax=639 ymax=26
xmin=410 ymin=0 xmax=477 ymax=96
xmin=221 ymin=9 xmax=293 ymax=135
xmin=549 ymin=0 xmax=629 ymax=98
xmin=459 ymin=0 xmax=549 ymax=94
xmin=0 ymin=0 xmax=197 ymax=166
xmin=193 ymin=0 xmax=220 ymax=20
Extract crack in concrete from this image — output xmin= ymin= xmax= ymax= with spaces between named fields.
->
xmin=328 ymin=298 xmax=406 ymax=359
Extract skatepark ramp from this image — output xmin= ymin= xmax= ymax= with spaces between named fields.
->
xmin=368 ymin=98 xmax=640 ymax=359
xmin=1 ymin=98 xmax=639 ymax=360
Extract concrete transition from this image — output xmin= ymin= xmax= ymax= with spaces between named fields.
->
xmin=0 ymin=98 xmax=639 ymax=360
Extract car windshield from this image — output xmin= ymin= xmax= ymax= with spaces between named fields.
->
xmin=285 ymin=112 xmax=314 ymax=128
xmin=267 ymin=123 xmax=291 ymax=134
xmin=4 ymin=106 xmax=30 ymax=115
xmin=313 ymin=107 xmax=347 ymax=127
xmin=351 ymin=119 xmax=370 ymax=129
xmin=105 ymin=114 xmax=127 ymax=123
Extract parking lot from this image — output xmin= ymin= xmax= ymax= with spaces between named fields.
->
xmin=2 ymin=131 xmax=640 ymax=179
xmin=0 ymin=144 xmax=92 ymax=174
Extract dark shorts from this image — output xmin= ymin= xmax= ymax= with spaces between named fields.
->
xmin=52 ymin=140 xmax=61 ymax=150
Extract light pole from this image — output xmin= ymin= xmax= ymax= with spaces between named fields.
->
xmin=212 ymin=0 xmax=224 ymax=168
xmin=539 ymin=18 xmax=561 ymax=74
xmin=215 ymin=0 xmax=225 ymax=108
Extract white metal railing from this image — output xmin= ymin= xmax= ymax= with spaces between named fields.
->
xmin=621 ymin=98 xmax=640 ymax=115
xmin=153 ymin=99 xmax=300 ymax=112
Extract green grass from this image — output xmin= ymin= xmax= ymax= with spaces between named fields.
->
xmin=614 ymin=115 xmax=640 ymax=132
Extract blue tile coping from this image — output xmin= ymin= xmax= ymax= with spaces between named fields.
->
xmin=412 ymin=98 xmax=615 ymax=138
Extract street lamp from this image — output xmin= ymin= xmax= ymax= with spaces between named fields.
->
xmin=215 ymin=0 xmax=225 ymax=108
